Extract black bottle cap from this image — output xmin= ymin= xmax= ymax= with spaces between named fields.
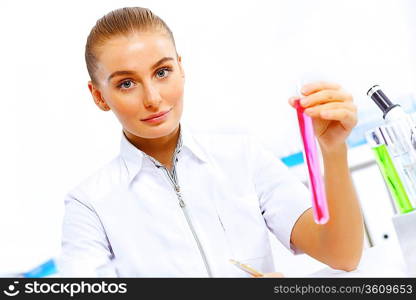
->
xmin=367 ymin=85 xmax=399 ymax=119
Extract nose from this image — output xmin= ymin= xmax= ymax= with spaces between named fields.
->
xmin=142 ymin=82 xmax=162 ymax=110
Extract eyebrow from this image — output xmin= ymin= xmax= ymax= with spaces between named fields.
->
xmin=107 ymin=57 xmax=175 ymax=82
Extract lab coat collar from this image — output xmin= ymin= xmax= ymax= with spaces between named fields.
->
xmin=120 ymin=122 xmax=209 ymax=182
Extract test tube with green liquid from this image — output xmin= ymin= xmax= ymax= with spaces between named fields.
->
xmin=366 ymin=129 xmax=414 ymax=214
xmin=381 ymin=121 xmax=416 ymax=209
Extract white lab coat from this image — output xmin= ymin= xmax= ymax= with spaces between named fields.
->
xmin=59 ymin=123 xmax=311 ymax=277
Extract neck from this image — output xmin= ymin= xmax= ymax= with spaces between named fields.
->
xmin=123 ymin=124 xmax=180 ymax=167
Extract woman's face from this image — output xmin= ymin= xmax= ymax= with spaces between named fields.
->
xmin=89 ymin=31 xmax=184 ymax=140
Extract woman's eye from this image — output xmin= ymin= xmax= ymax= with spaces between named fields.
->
xmin=117 ymin=68 xmax=171 ymax=90
xmin=156 ymin=68 xmax=171 ymax=79
xmin=119 ymin=80 xmax=134 ymax=89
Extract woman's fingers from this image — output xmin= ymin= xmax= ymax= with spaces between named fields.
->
xmin=288 ymin=82 xmax=352 ymax=109
xmin=288 ymin=96 xmax=301 ymax=108
xmin=300 ymin=81 xmax=341 ymax=96
xmin=320 ymin=108 xmax=358 ymax=130
xmin=304 ymin=102 xmax=357 ymax=130
xmin=300 ymin=89 xmax=353 ymax=108
xmin=304 ymin=101 xmax=356 ymax=117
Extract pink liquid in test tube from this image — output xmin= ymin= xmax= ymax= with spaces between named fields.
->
xmin=295 ymin=99 xmax=329 ymax=224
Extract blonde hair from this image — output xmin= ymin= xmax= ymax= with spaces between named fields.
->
xmin=85 ymin=7 xmax=177 ymax=83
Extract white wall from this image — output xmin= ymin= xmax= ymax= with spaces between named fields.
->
xmin=1 ymin=0 xmax=415 ymax=275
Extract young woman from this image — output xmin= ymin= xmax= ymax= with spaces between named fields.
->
xmin=60 ymin=7 xmax=364 ymax=277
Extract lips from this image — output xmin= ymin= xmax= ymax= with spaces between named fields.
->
xmin=141 ymin=108 xmax=171 ymax=121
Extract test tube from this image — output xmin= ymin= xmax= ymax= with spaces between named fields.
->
xmin=365 ymin=128 xmax=414 ymax=214
xmin=382 ymin=120 xmax=416 ymax=207
xmin=295 ymin=99 xmax=329 ymax=224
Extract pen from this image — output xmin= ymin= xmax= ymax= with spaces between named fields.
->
xmin=229 ymin=259 xmax=264 ymax=277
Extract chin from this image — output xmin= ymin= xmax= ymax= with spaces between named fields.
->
xmin=138 ymin=121 xmax=180 ymax=139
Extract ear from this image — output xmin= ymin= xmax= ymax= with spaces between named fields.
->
xmin=177 ymin=54 xmax=185 ymax=79
xmin=88 ymin=81 xmax=111 ymax=111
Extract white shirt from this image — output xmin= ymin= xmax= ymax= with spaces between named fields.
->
xmin=60 ymin=123 xmax=311 ymax=277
